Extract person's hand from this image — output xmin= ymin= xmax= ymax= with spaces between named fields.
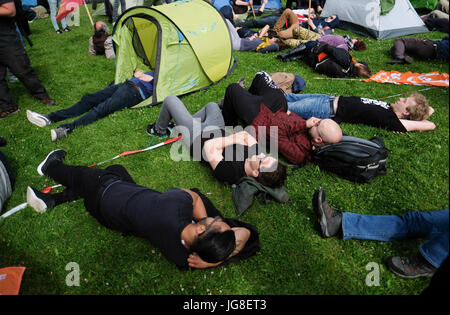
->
xmin=306 ymin=117 xmax=321 ymax=129
xmin=188 ymin=253 xmax=221 ymax=269
xmin=134 ymin=71 xmax=153 ymax=82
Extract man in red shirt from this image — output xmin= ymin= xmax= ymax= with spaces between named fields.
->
xmin=221 ymin=71 xmax=342 ymax=165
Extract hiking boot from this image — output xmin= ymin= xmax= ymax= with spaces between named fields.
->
xmin=27 ymin=186 xmax=55 ymax=213
xmin=313 ymin=188 xmax=342 ymax=238
xmin=0 ymin=105 xmax=19 ymax=120
xmin=37 ymin=149 xmax=66 ymax=176
xmin=146 ymin=123 xmax=170 ymax=138
xmin=40 ymin=98 xmax=56 ymax=106
xmin=51 ymin=127 xmax=69 ymax=142
xmin=27 ymin=110 xmax=51 ymax=127
xmin=386 ymin=254 xmax=437 ymax=279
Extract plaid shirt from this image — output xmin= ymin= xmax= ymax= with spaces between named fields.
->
xmin=251 ymin=104 xmax=312 ymax=165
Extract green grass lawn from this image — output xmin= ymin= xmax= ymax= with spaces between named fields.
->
xmin=0 ymin=3 xmax=448 ymax=295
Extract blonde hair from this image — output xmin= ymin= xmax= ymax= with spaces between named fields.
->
xmin=407 ymin=92 xmax=430 ymax=121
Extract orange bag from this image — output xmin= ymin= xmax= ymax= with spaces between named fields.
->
xmin=0 ymin=267 xmax=26 ymax=295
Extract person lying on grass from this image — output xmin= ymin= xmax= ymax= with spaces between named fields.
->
xmin=146 ymin=95 xmax=287 ymax=188
xmin=285 ymin=91 xmax=436 ymax=133
xmin=27 ymin=149 xmax=259 ymax=270
xmin=225 ymin=19 xmax=288 ymax=53
xmin=221 ymin=71 xmax=342 ymax=165
xmin=26 ymin=71 xmax=154 ymax=142
xmin=278 ymin=41 xmax=372 ymax=79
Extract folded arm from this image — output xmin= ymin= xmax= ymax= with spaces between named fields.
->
xmin=203 ymin=131 xmax=257 ymax=170
xmin=399 ymin=119 xmax=436 ymax=132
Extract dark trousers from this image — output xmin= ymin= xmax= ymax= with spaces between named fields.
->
xmin=0 ymin=39 xmax=49 ymax=111
xmin=45 ymin=161 xmax=135 ymax=224
xmin=392 ymin=38 xmax=437 ymax=60
xmin=222 ymin=83 xmax=263 ymax=127
xmin=47 ymin=82 xmax=141 ymax=132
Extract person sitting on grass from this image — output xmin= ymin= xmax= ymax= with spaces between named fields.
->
xmin=313 ymin=188 xmax=449 ymax=280
xmin=285 ymin=91 xmax=436 ymax=133
xmin=146 ymin=95 xmax=287 ymax=188
xmin=221 ymin=71 xmax=342 ymax=165
xmin=89 ymin=21 xmax=115 ymax=59
xmin=27 ymin=149 xmax=260 ymax=270
xmin=25 ymin=71 xmax=154 ymax=142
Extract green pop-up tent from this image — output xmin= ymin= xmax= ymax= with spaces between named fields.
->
xmin=112 ymin=0 xmax=235 ymax=108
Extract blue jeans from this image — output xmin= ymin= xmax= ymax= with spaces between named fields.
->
xmin=48 ymin=0 xmax=67 ymax=31
xmin=48 ymin=83 xmax=142 ymax=132
xmin=286 ymin=93 xmax=333 ymax=119
xmin=342 ymin=209 xmax=449 ymax=268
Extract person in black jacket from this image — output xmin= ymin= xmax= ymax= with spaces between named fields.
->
xmin=278 ymin=41 xmax=372 ymax=78
xmin=27 ymin=149 xmax=259 ymax=270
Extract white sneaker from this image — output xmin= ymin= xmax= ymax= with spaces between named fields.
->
xmin=26 ymin=110 xmax=51 ymax=127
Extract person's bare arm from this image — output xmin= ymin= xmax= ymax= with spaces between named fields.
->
xmin=0 ymin=2 xmax=16 ymax=17
xmin=203 ymin=131 xmax=257 ymax=170
xmin=181 ymin=189 xmax=207 ymax=221
xmin=399 ymin=119 xmax=436 ymax=132
xmin=133 ymin=71 xmax=153 ymax=82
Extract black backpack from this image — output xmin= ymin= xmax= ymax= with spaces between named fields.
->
xmin=312 ymin=136 xmax=389 ymax=183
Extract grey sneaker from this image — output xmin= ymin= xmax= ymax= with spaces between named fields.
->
xmin=313 ymin=188 xmax=342 ymax=238
xmin=26 ymin=110 xmax=51 ymax=127
xmin=27 ymin=186 xmax=55 ymax=213
xmin=37 ymin=149 xmax=66 ymax=176
xmin=386 ymin=254 xmax=437 ymax=279
xmin=51 ymin=127 xmax=69 ymax=142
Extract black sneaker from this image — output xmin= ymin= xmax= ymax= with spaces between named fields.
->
xmin=313 ymin=188 xmax=342 ymax=238
xmin=146 ymin=123 xmax=170 ymax=137
xmin=0 ymin=105 xmax=19 ymax=120
xmin=63 ymin=27 xmax=71 ymax=32
xmin=56 ymin=29 xmax=63 ymax=34
xmin=386 ymin=254 xmax=437 ymax=279
xmin=37 ymin=149 xmax=66 ymax=176
xmin=27 ymin=186 xmax=55 ymax=213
